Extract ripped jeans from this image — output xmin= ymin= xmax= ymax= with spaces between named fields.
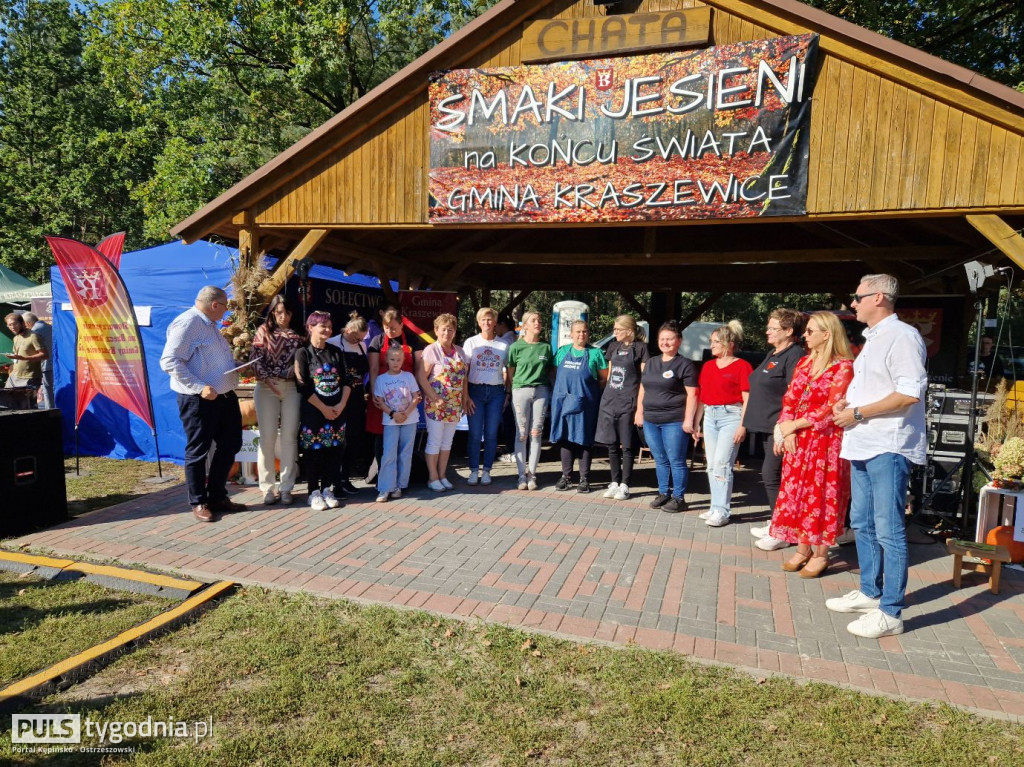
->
xmin=703 ymin=404 xmax=744 ymax=517
xmin=512 ymin=385 xmax=550 ymax=479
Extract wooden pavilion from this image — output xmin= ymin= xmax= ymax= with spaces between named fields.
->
xmin=171 ymin=0 xmax=1024 ymax=330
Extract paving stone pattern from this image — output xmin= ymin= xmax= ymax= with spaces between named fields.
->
xmin=12 ymin=458 xmax=1024 ymax=720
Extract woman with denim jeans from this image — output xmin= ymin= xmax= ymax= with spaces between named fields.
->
xmin=463 ymin=307 xmax=510 ymax=486
xmin=635 ymin=321 xmax=698 ymax=513
xmin=507 ymin=312 xmax=554 ymax=490
xmin=695 ymin=321 xmax=752 ymax=527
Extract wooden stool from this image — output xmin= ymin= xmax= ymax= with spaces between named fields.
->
xmin=947 ymin=539 xmax=1012 ymax=595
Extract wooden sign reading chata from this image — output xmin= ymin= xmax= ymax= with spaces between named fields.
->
xmin=522 ymin=9 xmax=712 ymax=63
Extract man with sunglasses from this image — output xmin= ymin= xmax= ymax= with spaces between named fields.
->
xmin=829 ymin=274 xmax=927 ymax=638
xmin=160 ymin=286 xmax=246 ymax=522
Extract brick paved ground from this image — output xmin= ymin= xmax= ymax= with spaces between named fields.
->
xmin=9 ymin=452 xmax=1024 ymax=720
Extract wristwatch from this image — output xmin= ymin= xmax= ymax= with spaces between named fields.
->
xmin=389 ymin=409 xmax=395 ymax=418
xmin=853 ymin=407 xmax=864 ymax=422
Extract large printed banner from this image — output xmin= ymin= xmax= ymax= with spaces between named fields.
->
xmin=429 ymin=34 xmax=819 ymax=224
xmin=46 ymin=236 xmax=153 ymax=428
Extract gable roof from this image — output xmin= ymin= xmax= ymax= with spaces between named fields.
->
xmin=172 ymin=0 xmax=1024 ymax=244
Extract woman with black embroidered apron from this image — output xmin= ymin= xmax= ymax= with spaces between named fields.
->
xmin=295 ymin=311 xmax=351 ymax=511
xmin=596 ymin=315 xmax=648 ymax=501
xmin=367 ymin=306 xmax=425 ymax=476
xmin=551 ymin=320 xmax=608 ymax=493
xmin=328 ymin=311 xmax=370 ymax=495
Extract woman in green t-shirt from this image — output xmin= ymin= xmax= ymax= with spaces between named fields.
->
xmin=507 ymin=311 xmax=553 ymax=490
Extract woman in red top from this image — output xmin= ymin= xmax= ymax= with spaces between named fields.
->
xmin=771 ymin=311 xmax=854 ymax=578
xmin=696 ymin=321 xmax=753 ymax=528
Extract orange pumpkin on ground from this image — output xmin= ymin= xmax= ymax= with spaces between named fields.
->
xmin=985 ymin=525 xmax=1024 ymax=564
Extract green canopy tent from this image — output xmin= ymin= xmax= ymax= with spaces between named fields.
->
xmin=0 ymin=264 xmax=50 ymax=356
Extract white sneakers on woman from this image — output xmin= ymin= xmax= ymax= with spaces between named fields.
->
xmin=309 ymin=491 xmax=326 ymax=511
xmin=603 ymin=482 xmax=619 ymax=498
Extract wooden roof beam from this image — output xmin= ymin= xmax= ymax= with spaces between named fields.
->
xmin=431 ymin=246 xmax=960 ymax=266
xmin=966 ymin=215 xmax=1024 ymax=270
xmin=257 ymin=228 xmax=330 ymax=301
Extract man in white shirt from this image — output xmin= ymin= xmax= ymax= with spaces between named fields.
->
xmin=829 ymin=274 xmax=927 ymax=638
xmin=160 ymin=286 xmax=245 ymax=523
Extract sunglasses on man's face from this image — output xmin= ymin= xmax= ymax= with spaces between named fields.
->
xmin=851 ymin=292 xmax=880 ymax=304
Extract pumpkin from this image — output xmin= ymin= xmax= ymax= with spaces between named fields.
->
xmin=985 ymin=525 xmax=1024 ymax=564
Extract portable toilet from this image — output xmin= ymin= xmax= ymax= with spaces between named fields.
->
xmin=551 ymin=300 xmax=589 ymax=353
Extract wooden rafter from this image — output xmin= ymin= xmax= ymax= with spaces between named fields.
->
xmin=256 ymin=228 xmax=330 ymax=302
xmin=966 ymin=214 xmax=1024 ymax=270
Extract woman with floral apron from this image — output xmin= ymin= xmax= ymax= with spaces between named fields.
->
xmin=417 ymin=313 xmax=469 ymax=491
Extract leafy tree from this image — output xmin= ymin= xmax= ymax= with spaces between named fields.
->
xmin=0 ymin=0 xmax=153 ymax=280
xmin=84 ymin=0 xmax=498 ymax=241
xmin=805 ymin=0 xmax=1023 ymax=88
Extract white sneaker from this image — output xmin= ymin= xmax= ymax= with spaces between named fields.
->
xmin=834 ymin=528 xmax=856 ymax=546
xmin=263 ymin=490 xmax=279 ymax=505
xmin=603 ymin=482 xmax=620 ymax=499
xmin=280 ymin=491 xmax=293 ymax=505
xmin=321 ymin=489 xmax=340 ymax=509
xmin=705 ymin=509 xmax=730 ymax=527
xmin=390 ymin=488 xmax=402 ymax=499
xmin=847 ymin=609 xmax=904 ymax=638
xmin=613 ymin=484 xmax=630 ymax=501
xmin=375 ymin=493 xmax=389 ymax=503
xmin=750 ymin=525 xmax=770 ymax=538
xmin=755 ymin=535 xmax=790 ymax=551
xmin=428 ymin=480 xmax=445 ymax=492
xmin=517 ymin=476 xmax=528 ymax=491
xmin=467 ymin=472 xmax=480 ymax=486
xmin=440 ymin=478 xmax=453 ymax=490
xmin=826 ymin=590 xmax=881 ymax=614
xmin=481 ymin=471 xmax=492 ymax=485
xmin=309 ymin=491 xmax=326 ymax=511
xmin=698 ymin=510 xmax=712 ymax=520
xmin=527 ymin=475 xmax=538 ymax=491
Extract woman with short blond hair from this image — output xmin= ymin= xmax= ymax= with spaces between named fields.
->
xmin=464 ymin=306 xmax=510 ymax=485
xmin=417 ymin=312 xmax=469 ymax=491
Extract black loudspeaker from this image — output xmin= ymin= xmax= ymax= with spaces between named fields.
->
xmin=0 ymin=409 xmax=68 ymax=536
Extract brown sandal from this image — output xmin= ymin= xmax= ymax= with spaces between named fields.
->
xmin=782 ymin=552 xmax=811 ymax=572
xmin=799 ymin=556 xmax=830 ymax=579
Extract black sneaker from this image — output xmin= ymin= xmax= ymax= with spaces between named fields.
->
xmin=662 ymin=497 xmax=685 ymax=513
xmin=555 ymin=476 xmax=572 ymax=491
xmin=340 ymin=480 xmax=360 ymax=495
xmin=577 ymin=480 xmax=591 ymax=493
xmin=649 ymin=494 xmax=671 ymax=509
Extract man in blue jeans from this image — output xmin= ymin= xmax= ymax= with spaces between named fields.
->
xmin=830 ymin=274 xmax=927 ymax=638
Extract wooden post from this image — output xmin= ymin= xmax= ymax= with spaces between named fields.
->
xmin=233 ymin=211 xmax=259 ymax=270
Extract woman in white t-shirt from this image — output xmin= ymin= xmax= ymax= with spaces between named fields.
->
xmin=463 ymin=307 xmax=510 ymax=486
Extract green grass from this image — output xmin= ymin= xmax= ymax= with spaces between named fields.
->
xmin=63 ymin=457 xmax=183 ymax=515
xmin=3 ymin=587 xmax=1022 ymax=765
xmin=0 ymin=571 xmax=176 ymax=688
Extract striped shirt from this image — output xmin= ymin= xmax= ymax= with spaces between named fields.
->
xmin=160 ymin=307 xmax=238 ymax=395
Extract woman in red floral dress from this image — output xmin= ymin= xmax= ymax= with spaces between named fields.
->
xmin=770 ymin=311 xmax=855 ymax=578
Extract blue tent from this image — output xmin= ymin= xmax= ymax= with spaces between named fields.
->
xmin=51 ymin=241 xmax=386 ymax=463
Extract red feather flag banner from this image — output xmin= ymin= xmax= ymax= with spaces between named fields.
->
xmin=45 ymin=236 xmax=154 ymax=429
xmin=96 ymin=231 xmax=126 ymax=270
